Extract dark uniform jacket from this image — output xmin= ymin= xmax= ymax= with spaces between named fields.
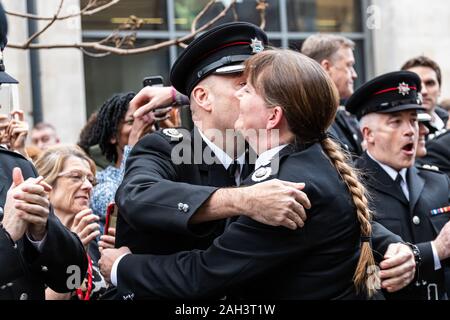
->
xmin=115 ymin=128 xmax=253 ymax=255
xmin=329 ymin=108 xmax=364 ymax=158
xmin=425 ymin=107 xmax=449 ymax=138
xmin=418 ymin=130 xmax=450 ymax=178
xmin=356 ymin=152 xmax=450 ymax=300
xmin=0 ymin=147 xmax=87 ymax=300
xmin=115 ymin=143 xmax=382 ymax=300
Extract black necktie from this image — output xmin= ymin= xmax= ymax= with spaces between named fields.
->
xmin=227 ymin=161 xmax=240 ymax=185
xmin=394 ymin=174 xmax=409 ymax=201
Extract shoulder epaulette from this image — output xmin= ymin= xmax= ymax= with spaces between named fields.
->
xmin=159 ymin=127 xmax=187 ymax=143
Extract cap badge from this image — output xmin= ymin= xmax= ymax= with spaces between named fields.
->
xmin=250 ymin=38 xmax=264 ymax=54
xmin=397 ymin=82 xmax=411 ymax=96
xmin=251 ymin=166 xmax=271 ymax=182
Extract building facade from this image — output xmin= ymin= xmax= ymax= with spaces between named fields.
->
xmin=2 ymin=0 xmax=449 ymax=142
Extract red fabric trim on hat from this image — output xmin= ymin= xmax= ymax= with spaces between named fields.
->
xmin=373 ymin=86 xmax=417 ymax=95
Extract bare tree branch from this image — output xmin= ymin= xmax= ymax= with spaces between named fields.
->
xmin=6 ymin=0 xmax=239 ymax=56
xmin=5 ymin=0 xmax=119 ymax=21
xmin=256 ymin=0 xmax=269 ymax=30
xmin=24 ymin=0 xmax=65 ymax=47
xmin=231 ymin=3 xmax=239 ymax=21
xmin=191 ymin=0 xmax=215 ymax=33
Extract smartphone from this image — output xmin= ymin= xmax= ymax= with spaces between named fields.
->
xmin=143 ymin=76 xmax=164 ymax=88
xmin=104 ymin=202 xmax=118 ymax=235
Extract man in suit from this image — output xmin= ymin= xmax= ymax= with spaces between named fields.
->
xmin=0 ymin=3 xmax=87 ymax=300
xmin=347 ymin=70 xmax=450 ymax=300
xmin=401 ymin=56 xmax=449 ymax=138
xmin=301 ymin=34 xmax=364 ymax=158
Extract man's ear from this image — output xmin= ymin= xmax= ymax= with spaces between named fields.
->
xmin=320 ymin=59 xmax=332 ymax=72
xmin=191 ymin=85 xmax=212 ymax=112
xmin=267 ymin=106 xmax=284 ymax=130
xmin=361 ymin=126 xmax=374 ymax=144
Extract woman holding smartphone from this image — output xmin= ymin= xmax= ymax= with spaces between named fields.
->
xmin=35 ymin=145 xmax=114 ymax=300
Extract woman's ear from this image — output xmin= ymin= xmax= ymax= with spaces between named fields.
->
xmin=191 ymin=85 xmax=212 ymax=112
xmin=267 ymin=106 xmax=284 ymax=130
xmin=110 ymin=136 xmax=117 ymax=145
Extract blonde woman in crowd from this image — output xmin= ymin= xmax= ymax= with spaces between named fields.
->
xmin=35 ymin=145 xmax=114 ymax=300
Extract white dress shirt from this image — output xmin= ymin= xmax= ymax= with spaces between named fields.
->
xmin=111 ymin=129 xmax=246 ymax=286
xmin=198 ymin=129 xmax=245 ymax=186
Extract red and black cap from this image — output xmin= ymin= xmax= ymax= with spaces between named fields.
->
xmin=0 ymin=3 xmax=18 ymax=84
xmin=346 ymin=71 xmax=425 ymax=120
xmin=170 ymin=22 xmax=268 ymax=96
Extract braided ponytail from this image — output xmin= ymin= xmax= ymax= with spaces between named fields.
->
xmin=243 ymin=49 xmax=379 ymax=297
xmin=321 ymin=137 xmax=379 ymax=297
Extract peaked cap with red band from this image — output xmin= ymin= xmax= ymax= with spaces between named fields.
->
xmin=346 ymin=71 xmax=426 ymax=120
xmin=170 ymin=22 xmax=268 ymax=96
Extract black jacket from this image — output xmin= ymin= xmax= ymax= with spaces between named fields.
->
xmin=0 ymin=147 xmax=87 ymax=300
xmin=115 ymin=143 xmax=383 ymax=300
xmin=329 ymin=108 xmax=364 ymax=158
xmin=115 ymin=128 xmax=254 ymax=255
xmin=418 ymin=130 xmax=450 ymax=178
xmin=356 ymin=152 xmax=450 ymax=299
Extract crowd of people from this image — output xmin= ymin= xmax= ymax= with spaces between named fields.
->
xmin=1 ymin=2 xmax=449 ymax=301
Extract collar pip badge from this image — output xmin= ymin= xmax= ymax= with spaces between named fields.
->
xmin=250 ymin=37 xmax=264 ymax=53
xmin=251 ymin=166 xmax=271 ymax=182
xmin=162 ymin=128 xmax=183 ymax=140
xmin=397 ymin=82 xmax=411 ymax=96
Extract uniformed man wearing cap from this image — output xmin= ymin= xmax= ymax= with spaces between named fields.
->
xmin=101 ymin=23 xmax=417 ymax=299
xmin=101 ymin=22 xmax=314 ymax=298
xmin=348 ymin=70 xmax=450 ymax=300
xmin=0 ymin=3 xmax=87 ymax=300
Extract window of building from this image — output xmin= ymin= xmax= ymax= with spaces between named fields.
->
xmin=81 ymin=0 xmax=370 ymax=116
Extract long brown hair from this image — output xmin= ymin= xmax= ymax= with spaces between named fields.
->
xmin=244 ymin=49 xmax=378 ymax=297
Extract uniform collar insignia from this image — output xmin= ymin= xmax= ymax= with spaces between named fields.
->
xmin=251 ymin=166 xmax=272 ymax=182
xmin=162 ymin=128 xmax=183 ymax=140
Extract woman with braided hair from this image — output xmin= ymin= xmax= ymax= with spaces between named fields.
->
xmin=234 ymin=48 xmax=377 ymax=298
xmin=88 ymin=92 xmax=157 ymax=235
xmin=99 ymin=48 xmax=381 ymax=300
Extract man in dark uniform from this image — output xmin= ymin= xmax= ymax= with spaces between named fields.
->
xmin=418 ymin=129 xmax=450 ymax=178
xmin=102 ymin=22 xmax=313 ymax=298
xmin=347 ymin=70 xmax=450 ymax=300
xmin=101 ymin=24 xmax=417 ymax=299
xmin=301 ymin=34 xmax=364 ymax=158
xmin=0 ymin=3 xmax=87 ymax=300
